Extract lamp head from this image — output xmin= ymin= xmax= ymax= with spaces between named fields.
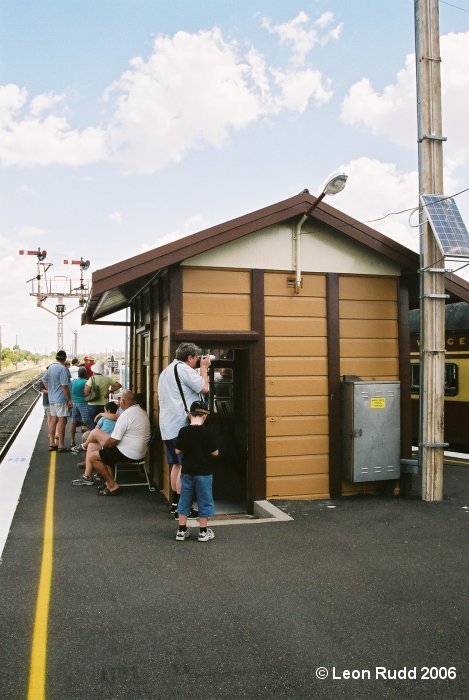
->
xmin=322 ymin=173 xmax=348 ymax=196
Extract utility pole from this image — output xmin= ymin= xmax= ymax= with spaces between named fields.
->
xmin=415 ymin=0 xmax=446 ymax=501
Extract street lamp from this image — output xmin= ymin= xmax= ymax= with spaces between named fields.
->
xmin=294 ymin=173 xmax=348 ymax=293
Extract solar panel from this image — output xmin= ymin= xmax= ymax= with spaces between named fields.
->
xmin=420 ymin=194 xmax=469 ymax=258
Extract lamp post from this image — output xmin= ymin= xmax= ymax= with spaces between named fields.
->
xmin=294 ymin=173 xmax=348 ymax=293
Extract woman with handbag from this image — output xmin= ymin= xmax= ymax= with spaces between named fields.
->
xmin=84 ymin=360 xmax=122 ymax=422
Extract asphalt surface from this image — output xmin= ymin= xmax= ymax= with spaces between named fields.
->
xmin=0 ymin=419 xmax=467 ymax=699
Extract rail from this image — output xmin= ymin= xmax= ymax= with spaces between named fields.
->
xmin=0 ymin=377 xmax=42 ymax=462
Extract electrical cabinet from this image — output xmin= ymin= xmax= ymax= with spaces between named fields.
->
xmin=342 ymin=380 xmax=401 ymax=482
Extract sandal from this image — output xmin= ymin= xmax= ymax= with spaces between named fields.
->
xmin=58 ymin=447 xmax=71 ymax=453
xmin=97 ymin=486 xmax=120 ymax=496
xmin=48 ymin=445 xmax=58 ymax=451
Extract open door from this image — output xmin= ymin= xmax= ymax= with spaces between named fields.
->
xmin=205 ymin=348 xmax=249 ymax=514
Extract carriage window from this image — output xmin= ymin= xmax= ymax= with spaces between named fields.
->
xmin=410 ymin=362 xmax=458 ymax=396
xmin=444 ymin=363 xmax=458 ymax=396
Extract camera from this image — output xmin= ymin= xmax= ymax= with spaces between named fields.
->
xmin=196 ymin=354 xmax=216 ymax=368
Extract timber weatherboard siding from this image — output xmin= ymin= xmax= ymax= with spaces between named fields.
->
xmin=265 ymin=272 xmax=330 ymax=500
xmin=339 ymin=275 xmax=399 ymax=497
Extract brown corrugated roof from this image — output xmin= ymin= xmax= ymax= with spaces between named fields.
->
xmin=83 ymin=190 xmax=469 ymax=321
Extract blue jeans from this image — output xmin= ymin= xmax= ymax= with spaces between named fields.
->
xmin=178 ymin=474 xmax=215 ymax=517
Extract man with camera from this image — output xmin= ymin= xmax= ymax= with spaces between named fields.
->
xmin=158 ymin=342 xmax=211 ymax=516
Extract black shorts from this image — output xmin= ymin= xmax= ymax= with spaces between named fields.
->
xmin=99 ymin=445 xmax=137 ymax=467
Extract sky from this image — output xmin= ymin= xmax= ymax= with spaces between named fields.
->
xmin=1 ymin=0 xmax=469 ymax=357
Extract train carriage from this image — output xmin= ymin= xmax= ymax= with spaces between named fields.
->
xmin=410 ymin=302 xmax=469 ymax=452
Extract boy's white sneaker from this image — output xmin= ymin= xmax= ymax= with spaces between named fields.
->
xmin=175 ymin=529 xmax=190 ymax=541
xmin=198 ymin=528 xmax=215 ymax=542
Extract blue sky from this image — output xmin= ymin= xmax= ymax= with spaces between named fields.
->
xmin=1 ymin=1 xmax=468 ymax=355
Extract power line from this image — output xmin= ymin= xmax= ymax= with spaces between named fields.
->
xmin=364 ymin=186 xmax=469 ymax=224
xmin=440 ymin=1 xmax=469 ymax=13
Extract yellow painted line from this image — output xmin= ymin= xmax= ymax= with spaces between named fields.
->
xmin=27 ymin=451 xmax=56 ymax=700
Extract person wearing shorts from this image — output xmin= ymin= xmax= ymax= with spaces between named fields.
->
xmin=42 ymin=350 xmax=72 ymax=453
xmin=175 ymin=401 xmax=219 ymax=543
xmin=157 ymin=342 xmax=211 ymax=514
xmin=72 ymin=390 xmax=150 ymax=495
xmin=70 ymin=366 xmax=91 ymax=447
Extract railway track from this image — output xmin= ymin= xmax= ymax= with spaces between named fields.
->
xmin=0 ymin=377 xmax=42 ymax=460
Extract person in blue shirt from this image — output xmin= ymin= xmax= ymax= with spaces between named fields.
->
xmin=96 ymin=402 xmax=119 ymax=434
xmin=70 ymin=366 xmax=92 ymax=448
xmin=42 ymin=350 xmax=72 ymax=452
xmin=72 ymin=401 xmax=120 ymax=467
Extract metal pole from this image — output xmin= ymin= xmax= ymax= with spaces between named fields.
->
xmin=415 ymin=0 xmax=446 ymax=501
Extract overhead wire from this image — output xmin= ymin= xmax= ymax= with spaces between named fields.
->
xmin=364 ymin=186 xmax=469 ymax=224
xmin=439 ymin=1 xmax=469 ymax=13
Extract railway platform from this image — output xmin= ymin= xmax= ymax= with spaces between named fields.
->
xmin=0 ymin=405 xmax=467 ymax=699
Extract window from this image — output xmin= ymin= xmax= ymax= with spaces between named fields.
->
xmin=410 ymin=362 xmax=458 ymax=396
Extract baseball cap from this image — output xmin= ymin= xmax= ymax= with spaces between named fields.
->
xmin=190 ymin=400 xmax=209 ymax=415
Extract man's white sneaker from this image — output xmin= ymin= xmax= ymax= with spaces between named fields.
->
xmin=198 ymin=528 xmax=215 ymax=542
xmin=175 ymin=529 xmax=190 ymax=541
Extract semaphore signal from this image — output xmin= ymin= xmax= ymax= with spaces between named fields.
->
xmin=19 ymin=249 xmax=91 ymax=351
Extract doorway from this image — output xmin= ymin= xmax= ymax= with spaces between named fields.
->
xmin=204 ymin=347 xmax=249 ymax=514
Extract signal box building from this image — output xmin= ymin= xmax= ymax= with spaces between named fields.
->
xmin=83 ymin=191 xmax=469 ymax=511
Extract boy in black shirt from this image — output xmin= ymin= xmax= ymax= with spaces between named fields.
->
xmin=175 ymin=401 xmax=219 ymax=542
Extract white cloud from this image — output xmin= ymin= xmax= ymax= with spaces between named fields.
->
xmin=30 ymin=91 xmax=66 ymax=117
xmin=340 ymin=32 xmax=469 ymax=179
xmin=273 ymin=68 xmax=332 ymax=112
xmin=0 ymin=16 xmax=336 ymax=173
xmin=0 ymin=84 xmax=107 ymax=167
xmin=260 ymin=10 xmax=342 ymax=66
xmin=108 ymin=211 xmax=123 ymax=224
xmin=330 ymin=157 xmax=420 ymax=251
xmin=141 ymin=213 xmax=212 ymax=252
xmin=340 ymin=55 xmax=416 ymax=148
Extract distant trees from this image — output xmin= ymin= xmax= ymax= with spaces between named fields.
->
xmin=0 ymin=346 xmax=43 ymax=370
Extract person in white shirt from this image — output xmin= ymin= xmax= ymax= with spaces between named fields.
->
xmin=157 ymin=343 xmax=211 ymax=514
xmin=73 ymin=390 xmax=150 ymax=495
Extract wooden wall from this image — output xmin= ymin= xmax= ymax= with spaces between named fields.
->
xmin=182 ymin=267 xmax=251 ymax=330
xmin=132 ymin=265 xmax=401 ymax=504
xmin=338 ymin=275 xmax=399 ymax=496
xmin=264 ymin=272 xmax=330 ymax=500
xmin=339 ymin=276 xmax=399 ymax=380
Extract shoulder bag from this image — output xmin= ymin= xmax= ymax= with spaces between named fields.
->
xmin=85 ymin=376 xmax=100 ymax=402
xmin=174 ymin=363 xmax=189 ymax=414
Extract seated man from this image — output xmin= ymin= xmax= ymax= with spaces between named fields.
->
xmin=72 ymin=390 xmax=150 ymax=495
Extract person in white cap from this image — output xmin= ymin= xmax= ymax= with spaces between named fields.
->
xmin=84 ymin=359 xmax=121 ymax=422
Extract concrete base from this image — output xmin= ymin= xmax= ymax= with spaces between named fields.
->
xmin=197 ymin=499 xmax=294 ymax=527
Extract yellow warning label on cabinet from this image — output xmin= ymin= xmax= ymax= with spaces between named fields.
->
xmin=370 ymin=397 xmax=386 ymax=409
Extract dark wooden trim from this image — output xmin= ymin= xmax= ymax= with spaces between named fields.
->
xmin=249 ymin=269 xmax=267 ymax=506
xmin=156 ymin=276 xmax=165 ymax=488
xmin=85 ymin=320 xmax=130 ymax=326
xmin=148 ymin=286 xmax=154 ymax=420
xmin=158 ymin=277 xmax=164 ymax=375
xmin=173 ymin=330 xmax=260 ymax=344
xmin=169 ymin=264 xmax=183 ymax=360
xmin=129 ymin=303 xmax=135 ymax=391
xmin=327 ymin=273 xmax=342 ymax=499
xmin=398 ymin=278 xmax=412 ymax=459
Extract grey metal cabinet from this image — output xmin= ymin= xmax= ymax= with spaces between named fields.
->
xmin=342 ymin=380 xmax=401 ymax=482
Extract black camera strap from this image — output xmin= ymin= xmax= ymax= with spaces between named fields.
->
xmin=174 ymin=362 xmax=189 ymax=414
